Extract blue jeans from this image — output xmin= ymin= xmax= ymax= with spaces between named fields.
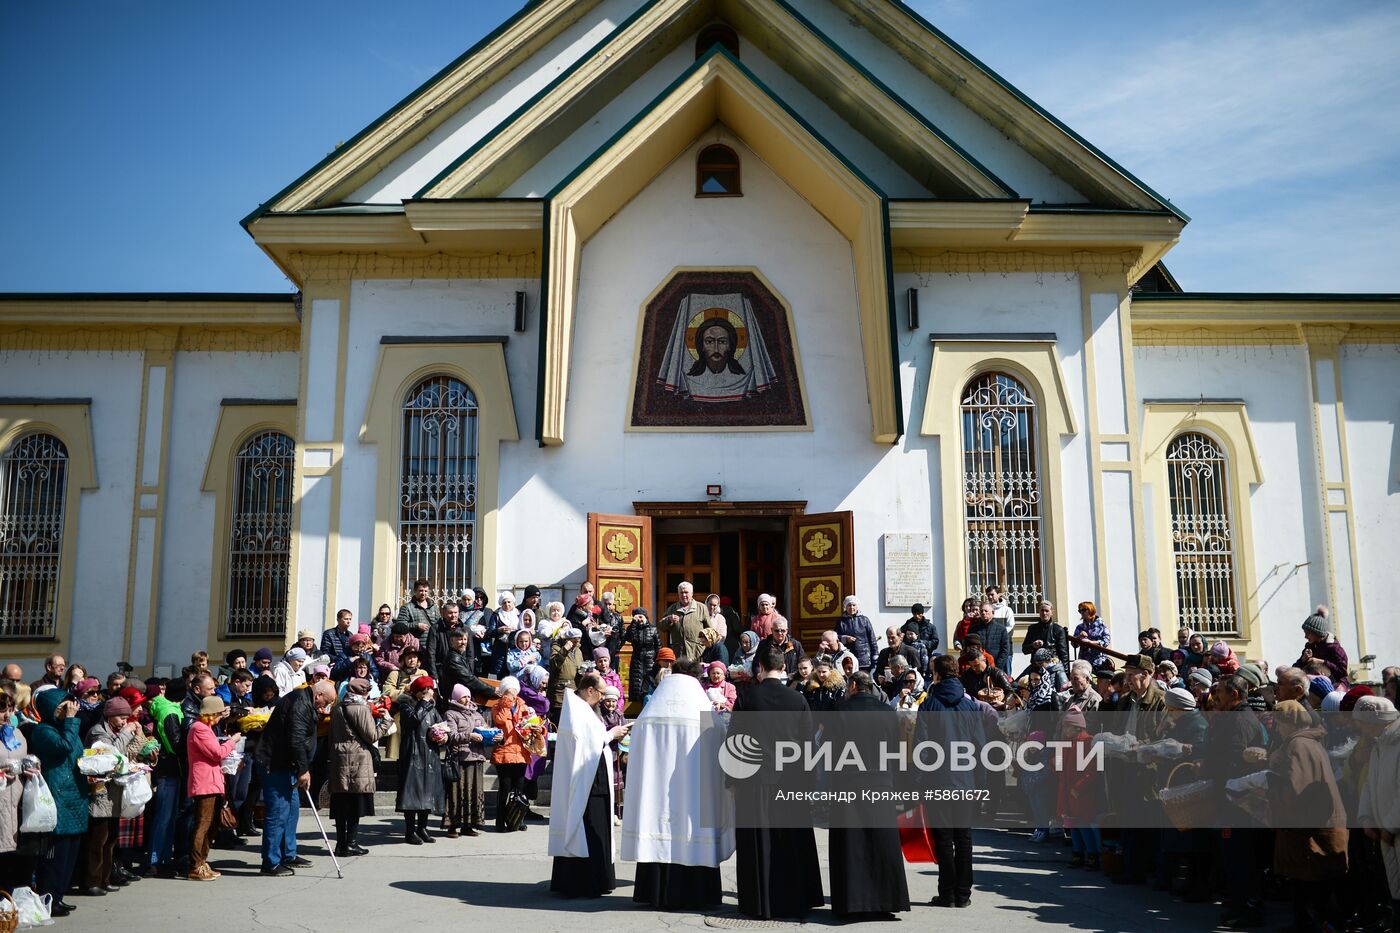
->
xmin=261 ymin=768 xmax=300 ymax=868
xmin=1071 ymin=827 xmax=1100 ymax=855
xmin=147 ymin=775 xmax=181 ymax=866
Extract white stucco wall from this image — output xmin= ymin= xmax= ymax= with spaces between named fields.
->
xmin=339 ymin=277 xmax=537 ymax=622
xmin=0 ymin=352 xmax=143 ymax=677
xmin=152 ymin=351 xmax=300 ymax=671
xmin=1133 ymin=344 xmax=1327 ymax=669
xmin=350 ymin=0 xmax=643 ymax=203
xmin=1339 ymin=347 xmax=1400 ymax=672
xmin=335 ymin=131 xmax=1100 ymax=650
xmin=895 ymin=269 xmax=1094 ymax=624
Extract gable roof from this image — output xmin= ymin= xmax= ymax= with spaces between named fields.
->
xmin=246 ymin=0 xmax=1186 ymax=224
xmin=532 ymin=44 xmax=901 ymax=445
xmin=415 ymin=0 xmax=1013 ymax=201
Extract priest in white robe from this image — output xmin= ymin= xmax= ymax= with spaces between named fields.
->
xmin=549 ymin=672 xmax=627 ymax=897
xmin=622 ymin=665 xmax=734 ymax=908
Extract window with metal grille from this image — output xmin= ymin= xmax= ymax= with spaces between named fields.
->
xmin=960 ymin=372 xmax=1046 ymax=619
xmin=399 ymin=375 xmax=477 ymax=606
xmin=0 ymin=433 xmax=68 ymax=639
xmin=225 ymin=431 xmax=294 ymax=638
xmin=1166 ymin=432 xmax=1238 ymax=636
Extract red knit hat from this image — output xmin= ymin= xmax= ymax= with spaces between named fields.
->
xmin=410 ymin=674 xmax=435 ymax=694
xmin=117 ymin=686 xmax=147 ymax=710
xmin=1340 ymin=684 xmax=1373 ymax=713
xmin=656 ymin=648 xmax=676 ymax=664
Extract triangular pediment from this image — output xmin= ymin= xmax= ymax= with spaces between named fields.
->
xmin=534 ymin=46 xmax=900 ymax=446
xmin=247 ymin=0 xmax=1183 ymax=224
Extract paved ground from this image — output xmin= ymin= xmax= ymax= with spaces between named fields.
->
xmin=58 ymin=815 xmax=1236 ymax=933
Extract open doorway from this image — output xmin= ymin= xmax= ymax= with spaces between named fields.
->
xmin=634 ymin=501 xmax=805 ymax=619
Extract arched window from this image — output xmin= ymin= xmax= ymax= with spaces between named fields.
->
xmin=960 ymin=372 xmax=1045 ymax=618
xmin=695 ymin=23 xmax=739 ymax=59
xmin=399 ymin=375 xmax=478 ymax=605
xmin=1166 ymin=432 xmax=1238 ymax=636
xmin=696 ymin=144 xmax=741 ymax=197
xmin=0 ymin=433 xmax=68 ymax=639
xmin=225 ymin=431 xmax=294 ymax=637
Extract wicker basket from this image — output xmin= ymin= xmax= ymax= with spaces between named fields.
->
xmin=0 ymin=890 xmax=18 ymax=933
xmin=1156 ymin=762 xmax=1214 ymax=832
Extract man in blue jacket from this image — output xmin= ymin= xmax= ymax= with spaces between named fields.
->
xmin=920 ymin=653 xmax=987 ymax=908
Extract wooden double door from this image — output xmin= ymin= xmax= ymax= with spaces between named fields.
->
xmin=586 ymin=509 xmax=854 ymax=648
xmin=655 ymin=530 xmax=784 ymax=617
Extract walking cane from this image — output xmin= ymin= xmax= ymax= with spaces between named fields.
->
xmin=302 ymin=787 xmax=344 ymax=879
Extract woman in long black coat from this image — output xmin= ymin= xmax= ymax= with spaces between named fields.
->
xmin=395 ymin=676 xmax=446 ymax=845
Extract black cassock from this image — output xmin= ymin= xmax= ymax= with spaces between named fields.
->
xmin=730 ymin=678 xmax=824 ymax=919
xmin=827 ymin=692 xmax=911 ymax=916
xmin=632 ymin=863 xmax=722 ymax=909
xmin=550 ymin=755 xmax=615 ymax=898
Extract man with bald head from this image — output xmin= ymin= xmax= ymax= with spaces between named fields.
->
xmin=1275 ymin=667 xmax=1309 ymax=704
xmin=1 ymin=664 xmax=22 ymax=684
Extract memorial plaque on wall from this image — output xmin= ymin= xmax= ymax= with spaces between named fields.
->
xmin=883 ymin=533 xmax=932 ymax=608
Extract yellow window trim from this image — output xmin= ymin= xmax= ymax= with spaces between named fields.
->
xmin=1140 ymin=401 xmax=1263 ymax=659
xmin=919 ymin=340 xmax=1077 ymax=627
xmin=0 ymin=402 xmax=98 ymax=657
xmin=201 ymin=403 xmax=298 ymax=657
xmin=359 ymin=343 xmax=518 ymax=611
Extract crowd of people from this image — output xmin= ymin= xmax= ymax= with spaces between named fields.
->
xmin=0 ymin=577 xmax=1397 ymax=931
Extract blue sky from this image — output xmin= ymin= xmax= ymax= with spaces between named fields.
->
xmin=2 ymin=0 xmax=1396 ymax=294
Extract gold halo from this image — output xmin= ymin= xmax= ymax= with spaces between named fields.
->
xmin=685 ymin=307 xmax=747 ymax=361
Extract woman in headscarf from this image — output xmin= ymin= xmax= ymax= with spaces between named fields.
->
xmin=1024 ymin=648 xmax=1066 ymax=711
xmin=30 ymin=689 xmax=87 ymax=916
xmin=442 ymin=683 xmax=488 ymax=838
xmin=335 ymin=656 xmax=381 ymax=701
xmin=517 ymin=664 xmax=551 ymax=815
xmin=1178 ymin=632 xmax=1208 ymax=674
xmin=749 ymin=594 xmax=785 ymax=641
xmin=703 ymin=661 xmax=737 ymax=712
xmin=704 ymin=594 xmax=728 ymax=641
xmin=699 ymin=626 xmax=729 ymax=666
xmin=394 ymin=675 xmax=446 ymax=845
xmin=594 ymin=648 xmax=624 ymax=701
xmin=0 ymin=690 xmax=35 ymax=895
xmin=484 ymin=591 xmax=521 ymax=678
xmin=81 ymin=695 xmax=147 ymax=892
xmin=507 ymin=629 xmax=542 ymax=678
xmin=551 ymin=673 xmax=628 ymax=898
xmin=329 ymin=677 xmax=391 ymax=856
xmin=729 ymin=630 xmax=760 ymax=683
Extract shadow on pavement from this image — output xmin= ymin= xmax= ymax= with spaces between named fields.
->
xmin=391 ymin=879 xmax=635 ymax=911
xmin=955 ymin=831 xmax=1227 ymax=933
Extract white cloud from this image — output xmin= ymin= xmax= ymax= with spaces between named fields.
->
xmin=1016 ymin=4 xmax=1400 ymax=201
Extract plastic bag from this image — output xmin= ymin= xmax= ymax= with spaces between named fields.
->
xmin=116 ymin=771 xmax=153 ymax=818
xmin=77 ymin=753 xmax=119 ymax=776
xmin=19 ymin=773 xmax=57 ymax=834
xmin=220 ymin=751 xmax=244 ymax=776
xmin=1136 ymin=738 xmax=1187 ymax=762
xmin=11 ymin=886 xmax=52 ymax=928
xmin=1091 ymin=732 xmax=1139 ymax=758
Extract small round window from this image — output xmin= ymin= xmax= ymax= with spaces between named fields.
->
xmin=696 ymin=144 xmax=741 ymax=197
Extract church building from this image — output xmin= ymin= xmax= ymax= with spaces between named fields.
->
xmin=3 ymin=0 xmax=1397 ymax=680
